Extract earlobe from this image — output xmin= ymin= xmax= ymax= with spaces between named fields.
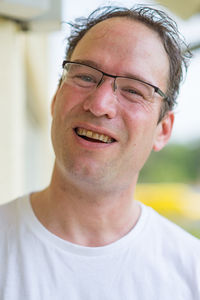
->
xmin=153 ymin=111 xmax=174 ymax=152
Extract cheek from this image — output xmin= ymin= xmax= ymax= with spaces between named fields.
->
xmin=54 ymin=84 xmax=84 ymax=120
xmin=124 ymin=105 xmax=160 ymax=153
xmin=121 ymin=98 xmax=160 ymax=128
xmin=125 ymin=105 xmax=158 ymax=132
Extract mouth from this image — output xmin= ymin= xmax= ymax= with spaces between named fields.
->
xmin=74 ymin=127 xmax=116 ymax=144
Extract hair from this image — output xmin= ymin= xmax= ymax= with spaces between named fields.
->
xmin=64 ymin=5 xmax=191 ymax=120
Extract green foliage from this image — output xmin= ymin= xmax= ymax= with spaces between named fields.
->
xmin=139 ymin=140 xmax=200 ymax=183
xmin=188 ymin=229 xmax=200 ymax=239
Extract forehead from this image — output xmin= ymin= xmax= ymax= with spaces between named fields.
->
xmin=72 ymin=17 xmax=166 ymax=56
xmin=71 ymin=17 xmax=169 ymax=88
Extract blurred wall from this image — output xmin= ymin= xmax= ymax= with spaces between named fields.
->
xmin=0 ymin=18 xmax=53 ymax=204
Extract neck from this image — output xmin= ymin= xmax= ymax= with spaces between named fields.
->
xmin=31 ymin=166 xmax=140 ymax=247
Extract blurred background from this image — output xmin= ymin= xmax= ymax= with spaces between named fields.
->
xmin=0 ymin=0 xmax=200 ymax=237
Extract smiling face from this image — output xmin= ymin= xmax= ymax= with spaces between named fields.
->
xmin=51 ymin=17 xmax=174 ymax=192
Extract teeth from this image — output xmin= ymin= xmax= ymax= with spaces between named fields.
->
xmin=76 ymin=128 xmax=114 ymax=143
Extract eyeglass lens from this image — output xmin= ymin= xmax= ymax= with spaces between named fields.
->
xmin=63 ymin=63 xmax=155 ymax=102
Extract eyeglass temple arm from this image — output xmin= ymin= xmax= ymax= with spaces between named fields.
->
xmin=155 ymin=87 xmax=170 ymax=105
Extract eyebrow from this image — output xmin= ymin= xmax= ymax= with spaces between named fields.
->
xmin=72 ymin=59 xmax=155 ymax=86
xmin=72 ymin=59 xmax=101 ymax=70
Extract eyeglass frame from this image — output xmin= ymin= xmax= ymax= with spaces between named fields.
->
xmin=62 ymin=60 xmax=169 ymax=104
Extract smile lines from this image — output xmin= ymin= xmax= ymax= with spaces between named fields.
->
xmin=75 ymin=127 xmax=115 ymax=143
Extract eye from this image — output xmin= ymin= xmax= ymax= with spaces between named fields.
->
xmin=72 ymin=73 xmax=98 ymax=88
xmin=123 ymin=88 xmax=141 ymax=95
xmin=121 ymin=87 xmax=144 ymax=99
xmin=117 ymin=77 xmax=154 ymax=103
xmin=75 ymin=74 xmax=96 ymax=83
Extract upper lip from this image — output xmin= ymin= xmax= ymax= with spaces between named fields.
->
xmin=73 ymin=122 xmax=118 ymax=141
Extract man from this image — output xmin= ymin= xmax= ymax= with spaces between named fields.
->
xmin=0 ymin=5 xmax=199 ymax=300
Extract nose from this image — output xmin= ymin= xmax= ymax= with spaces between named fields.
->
xmin=83 ymin=78 xmax=117 ymax=119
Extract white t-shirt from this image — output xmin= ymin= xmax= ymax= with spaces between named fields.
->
xmin=0 ymin=194 xmax=200 ymax=300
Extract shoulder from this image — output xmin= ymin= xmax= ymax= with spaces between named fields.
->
xmin=0 ymin=199 xmax=18 ymax=224
xmin=140 ymin=203 xmax=200 ymax=284
xmin=142 ymin=203 xmax=200 ymax=255
xmin=0 ymin=195 xmax=29 ymax=232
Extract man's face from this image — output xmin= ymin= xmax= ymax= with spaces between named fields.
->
xmin=51 ymin=17 xmax=173 ymax=192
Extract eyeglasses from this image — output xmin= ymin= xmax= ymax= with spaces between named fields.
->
xmin=62 ymin=60 xmax=169 ymax=105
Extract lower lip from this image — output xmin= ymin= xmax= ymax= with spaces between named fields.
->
xmin=73 ymin=130 xmax=116 ymax=150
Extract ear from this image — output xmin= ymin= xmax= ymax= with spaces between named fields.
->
xmin=153 ymin=111 xmax=174 ymax=152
